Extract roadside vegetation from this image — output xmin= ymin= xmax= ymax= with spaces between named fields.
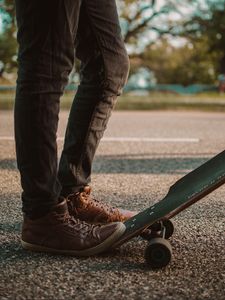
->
xmin=1 ymin=90 xmax=225 ymax=111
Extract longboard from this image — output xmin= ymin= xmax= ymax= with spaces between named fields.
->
xmin=112 ymin=150 xmax=225 ymax=267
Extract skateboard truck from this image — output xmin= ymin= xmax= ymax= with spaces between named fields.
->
xmin=140 ymin=219 xmax=174 ymax=240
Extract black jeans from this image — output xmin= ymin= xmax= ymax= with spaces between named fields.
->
xmin=15 ymin=0 xmax=129 ymax=218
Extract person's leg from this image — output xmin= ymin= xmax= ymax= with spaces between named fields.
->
xmin=58 ymin=0 xmax=130 ymax=196
xmin=14 ymin=0 xmax=80 ymax=218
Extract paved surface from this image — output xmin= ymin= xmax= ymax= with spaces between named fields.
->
xmin=0 ymin=110 xmax=225 ymax=300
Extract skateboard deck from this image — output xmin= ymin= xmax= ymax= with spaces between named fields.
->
xmin=113 ymin=150 xmax=225 ymax=248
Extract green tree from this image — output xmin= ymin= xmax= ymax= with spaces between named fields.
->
xmin=141 ymin=38 xmax=218 ymax=85
xmin=183 ymin=0 xmax=225 ymax=74
xmin=123 ymin=0 xmax=224 ymax=84
xmin=118 ymin=0 xmax=183 ymax=50
xmin=117 ymin=0 xmax=188 ymax=76
xmin=0 ymin=0 xmax=17 ymax=73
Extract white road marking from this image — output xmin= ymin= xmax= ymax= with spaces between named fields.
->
xmin=0 ymin=136 xmax=14 ymax=141
xmin=0 ymin=136 xmax=200 ymax=143
xmin=102 ymin=137 xmax=199 ymax=142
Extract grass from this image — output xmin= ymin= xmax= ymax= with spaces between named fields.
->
xmin=115 ymin=92 xmax=225 ymax=111
xmin=1 ymin=90 xmax=225 ymax=111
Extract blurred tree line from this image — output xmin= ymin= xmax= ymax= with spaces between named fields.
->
xmin=0 ymin=0 xmax=224 ymax=85
xmin=0 ymin=0 xmax=17 ymax=75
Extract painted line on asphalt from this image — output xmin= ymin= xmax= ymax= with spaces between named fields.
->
xmin=0 ymin=136 xmax=200 ymax=143
xmin=0 ymin=136 xmax=15 ymax=141
xmin=100 ymin=137 xmax=199 ymax=143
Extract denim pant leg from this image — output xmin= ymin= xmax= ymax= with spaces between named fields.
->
xmin=58 ymin=0 xmax=130 ymax=197
xmin=14 ymin=0 xmax=81 ymax=218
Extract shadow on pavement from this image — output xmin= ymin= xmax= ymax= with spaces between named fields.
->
xmin=93 ymin=155 xmax=210 ymax=174
xmin=0 ymin=159 xmax=17 ymax=170
xmin=0 ymin=222 xmax=21 ymax=233
xmin=0 ymin=239 xmax=150 ymax=272
xmin=0 ymin=156 xmax=210 ymax=174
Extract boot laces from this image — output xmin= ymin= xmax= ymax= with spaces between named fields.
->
xmin=67 ymin=188 xmax=123 ymax=221
xmin=81 ymin=190 xmax=117 ymax=214
xmin=58 ymin=212 xmax=101 ymax=239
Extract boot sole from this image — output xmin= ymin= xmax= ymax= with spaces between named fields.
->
xmin=21 ymin=222 xmax=125 ymax=256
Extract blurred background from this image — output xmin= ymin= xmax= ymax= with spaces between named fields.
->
xmin=0 ymin=0 xmax=225 ymax=110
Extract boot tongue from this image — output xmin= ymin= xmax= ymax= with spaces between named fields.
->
xmin=54 ymin=198 xmax=69 ymax=215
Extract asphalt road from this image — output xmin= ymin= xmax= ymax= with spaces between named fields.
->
xmin=0 ymin=110 xmax=225 ymax=300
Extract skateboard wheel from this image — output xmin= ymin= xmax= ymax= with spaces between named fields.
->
xmin=144 ymin=238 xmax=172 ymax=268
xmin=163 ymin=219 xmax=174 ymax=239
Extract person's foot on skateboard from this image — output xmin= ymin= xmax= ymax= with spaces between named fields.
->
xmin=21 ymin=198 xmax=125 ymax=256
xmin=66 ymin=186 xmax=137 ymax=223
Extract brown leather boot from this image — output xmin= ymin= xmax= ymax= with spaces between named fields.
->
xmin=21 ymin=199 xmax=125 ymax=256
xmin=66 ymin=186 xmax=137 ymax=223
